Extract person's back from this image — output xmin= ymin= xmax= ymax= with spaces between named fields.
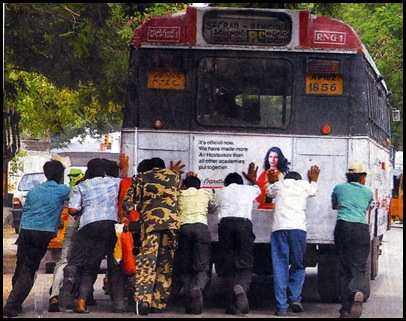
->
xmin=21 ymin=161 xmax=71 ymax=234
xmin=179 ymin=175 xmax=216 ymax=226
xmin=266 ymin=166 xmax=320 ymax=316
xmin=70 ymin=158 xmax=122 ymax=230
xmin=134 ymin=159 xmax=181 ymax=233
xmin=214 ymin=172 xmax=260 ymax=221
xmin=331 ymin=162 xmax=373 ymax=318
xmin=3 ymin=160 xmax=70 ymax=318
xmin=212 ymin=166 xmax=260 ymax=315
xmin=174 ymin=174 xmax=216 ymax=314
xmin=268 ymin=170 xmax=318 ymax=233
xmin=121 ymin=157 xmax=184 ymax=315
xmin=332 ymin=182 xmax=372 ymax=224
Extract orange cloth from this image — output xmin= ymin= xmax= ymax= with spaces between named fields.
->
xmin=129 ymin=210 xmax=139 ymax=222
xmin=256 ymin=169 xmax=282 ymax=210
xmin=118 ymin=178 xmax=132 ymax=220
xmin=121 ymin=231 xmax=136 ymax=276
xmin=117 ymin=177 xmax=139 ymax=275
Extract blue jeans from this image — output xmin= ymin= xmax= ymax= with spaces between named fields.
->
xmin=271 ymin=230 xmax=306 ymax=312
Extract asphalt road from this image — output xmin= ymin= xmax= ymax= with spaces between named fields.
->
xmin=3 ymin=223 xmax=403 ymax=318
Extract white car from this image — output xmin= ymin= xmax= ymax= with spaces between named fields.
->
xmin=11 ymin=172 xmax=47 ymax=233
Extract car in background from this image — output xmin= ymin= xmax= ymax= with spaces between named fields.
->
xmin=11 ymin=172 xmax=47 ymax=234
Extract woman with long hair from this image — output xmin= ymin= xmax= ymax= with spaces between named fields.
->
xmin=256 ymin=146 xmax=289 ymax=209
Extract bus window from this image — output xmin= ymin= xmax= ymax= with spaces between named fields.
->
xmin=197 ymin=57 xmax=292 ymax=128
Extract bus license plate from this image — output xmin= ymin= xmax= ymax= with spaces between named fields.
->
xmin=306 ymin=74 xmax=343 ymax=95
xmin=148 ymin=68 xmax=185 ymax=90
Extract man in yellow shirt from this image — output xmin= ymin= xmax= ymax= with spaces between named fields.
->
xmin=173 ymin=173 xmax=217 ymax=315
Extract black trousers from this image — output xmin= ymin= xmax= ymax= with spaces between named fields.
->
xmin=172 ymin=223 xmax=211 ymax=294
xmin=218 ymin=217 xmax=255 ymax=304
xmin=334 ymin=219 xmax=370 ymax=313
xmin=59 ymin=220 xmax=122 ymax=309
xmin=5 ymin=229 xmax=54 ymax=311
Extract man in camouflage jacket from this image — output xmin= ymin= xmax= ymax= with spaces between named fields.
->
xmin=121 ymin=157 xmax=184 ymax=315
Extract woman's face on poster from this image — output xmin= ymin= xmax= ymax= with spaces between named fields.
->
xmin=268 ymin=151 xmax=279 ymax=169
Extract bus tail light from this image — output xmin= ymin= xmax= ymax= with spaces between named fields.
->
xmin=321 ymin=125 xmax=332 ymax=135
xmin=154 ymin=119 xmax=164 ymax=129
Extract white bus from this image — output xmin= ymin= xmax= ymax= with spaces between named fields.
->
xmin=121 ymin=6 xmax=393 ymax=302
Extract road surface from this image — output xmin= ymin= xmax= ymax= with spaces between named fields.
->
xmin=3 ymin=223 xmax=403 ymax=318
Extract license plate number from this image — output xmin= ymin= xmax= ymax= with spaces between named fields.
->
xmin=306 ymin=74 xmax=343 ymax=95
xmin=148 ymin=68 xmax=185 ymax=90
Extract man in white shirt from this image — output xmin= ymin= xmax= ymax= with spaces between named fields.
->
xmin=267 ymin=165 xmax=320 ymax=316
xmin=213 ymin=162 xmax=261 ymax=315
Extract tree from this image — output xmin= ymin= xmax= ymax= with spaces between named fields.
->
xmin=4 ymin=3 xmax=403 ymax=150
xmin=3 ymin=109 xmax=21 ymax=205
xmin=336 ymin=3 xmax=403 ymax=151
xmin=4 ymin=3 xmax=191 ymax=147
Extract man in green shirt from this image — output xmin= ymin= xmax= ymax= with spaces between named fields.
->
xmin=331 ymin=162 xmax=373 ymax=319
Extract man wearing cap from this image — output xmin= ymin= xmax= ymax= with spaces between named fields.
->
xmin=68 ymin=169 xmax=85 ymax=189
xmin=331 ymin=162 xmax=373 ymax=319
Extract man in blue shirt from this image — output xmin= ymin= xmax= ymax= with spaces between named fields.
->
xmin=59 ymin=155 xmax=128 ymax=314
xmin=331 ymin=162 xmax=373 ymax=319
xmin=3 ymin=160 xmax=71 ymax=318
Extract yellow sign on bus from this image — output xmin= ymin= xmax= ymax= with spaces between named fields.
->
xmin=306 ymin=74 xmax=343 ymax=95
xmin=148 ymin=68 xmax=185 ymax=90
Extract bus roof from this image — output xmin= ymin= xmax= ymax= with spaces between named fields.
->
xmin=132 ymin=6 xmax=363 ymax=52
xmin=131 ymin=6 xmax=389 ymax=93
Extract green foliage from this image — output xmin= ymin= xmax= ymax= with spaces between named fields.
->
xmin=4 ymin=3 xmax=191 ymax=148
xmin=8 ymin=150 xmax=26 ymax=175
xmin=336 ymin=3 xmax=403 ymax=150
xmin=4 ymin=3 xmax=403 ymax=151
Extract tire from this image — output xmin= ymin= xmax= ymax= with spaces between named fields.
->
xmin=318 ymin=253 xmax=340 ymax=303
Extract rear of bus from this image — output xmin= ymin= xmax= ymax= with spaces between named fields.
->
xmin=121 ymin=6 xmax=393 ymax=302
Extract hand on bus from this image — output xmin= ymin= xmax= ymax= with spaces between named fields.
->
xmin=243 ymin=162 xmax=258 ymax=185
xmin=186 ymin=171 xmax=198 ymax=177
xmin=118 ymin=153 xmax=129 ymax=170
xmin=170 ymin=160 xmax=185 ymax=175
xmin=307 ymin=165 xmax=320 ymax=183
xmin=267 ymin=169 xmax=279 ymax=184
xmin=118 ymin=153 xmax=129 ymax=179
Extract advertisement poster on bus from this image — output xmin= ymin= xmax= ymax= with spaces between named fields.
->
xmin=191 ymin=134 xmax=293 ymax=189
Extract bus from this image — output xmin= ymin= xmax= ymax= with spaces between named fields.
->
xmin=120 ymin=6 xmax=393 ymax=302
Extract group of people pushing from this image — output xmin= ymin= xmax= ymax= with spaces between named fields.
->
xmin=4 ymin=146 xmax=373 ymax=319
